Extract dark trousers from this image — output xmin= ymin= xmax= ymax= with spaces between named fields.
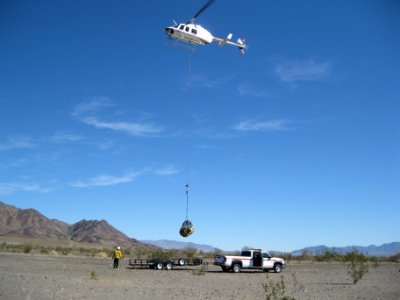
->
xmin=113 ymin=258 xmax=119 ymax=269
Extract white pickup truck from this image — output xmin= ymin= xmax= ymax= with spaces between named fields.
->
xmin=214 ymin=249 xmax=286 ymax=273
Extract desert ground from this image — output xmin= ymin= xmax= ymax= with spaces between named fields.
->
xmin=0 ymin=253 xmax=399 ymax=300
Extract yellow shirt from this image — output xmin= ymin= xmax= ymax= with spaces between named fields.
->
xmin=113 ymin=250 xmax=123 ymax=259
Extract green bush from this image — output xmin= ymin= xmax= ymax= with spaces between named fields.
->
xmin=344 ymin=250 xmax=369 ymax=284
xmin=192 ymin=263 xmax=208 ymax=276
xmin=315 ymin=250 xmax=343 ymax=262
xmin=23 ymin=244 xmax=32 ymax=254
xmin=262 ymin=274 xmax=295 ymax=300
xmin=182 ymin=247 xmax=198 ymax=259
xmin=40 ymin=247 xmax=49 ymax=254
xmin=387 ymin=252 xmax=400 ymax=262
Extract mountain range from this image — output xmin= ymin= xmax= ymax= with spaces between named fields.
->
xmin=1 ymin=201 xmax=399 ymax=256
xmin=290 ymin=242 xmax=400 ymax=257
xmin=0 ymin=201 xmax=154 ymax=249
xmin=142 ymin=239 xmax=217 ymax=252
xmin=144 ymin=240 xmax=400 ymax=256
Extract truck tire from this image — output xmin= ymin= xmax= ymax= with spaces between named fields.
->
xmin=178 ymin=258 xmax=186 ymax=266
xmin=165 ymin=261 xmax=174 ymax=270
xmin=273 ymin=263 xmax=282 ymax=273
xmin=156 ymin=261 xmax=164 ymax=270
xmin=232 ymin=264 xmax=241 ymax=273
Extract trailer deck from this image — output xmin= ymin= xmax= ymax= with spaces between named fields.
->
xmin=128 ymin=258 xmax=204 ymax=270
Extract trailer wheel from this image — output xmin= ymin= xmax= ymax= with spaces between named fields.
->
xmin=232 ymin=264 xmax=241 ymax=273
xmin=156 ymin=261 xmax=164 ymax=270
xmin=165 ymin=261 xmax=174 ymax=270
xmin=178 ymin=258 xmax=186 ymax=266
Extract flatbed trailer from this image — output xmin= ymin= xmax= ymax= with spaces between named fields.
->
xmin=128 ymin=258 xmax=204 ymax=270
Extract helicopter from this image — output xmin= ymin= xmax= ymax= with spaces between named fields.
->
xmin=165 ymin=0 xmax=247 ymax=54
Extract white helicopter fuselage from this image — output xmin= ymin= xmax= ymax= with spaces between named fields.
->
xmin=165 ymin=22 xmax=247 ymax=53
xmin=165 ymin=23 xmax=214 ymax=45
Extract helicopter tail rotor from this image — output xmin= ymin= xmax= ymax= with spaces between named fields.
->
xmin=237 ymin=38 xmax=247 ymax=54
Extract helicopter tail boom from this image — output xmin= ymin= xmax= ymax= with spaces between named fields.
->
xmin=213 ymin=35 xmax=247 ymax=54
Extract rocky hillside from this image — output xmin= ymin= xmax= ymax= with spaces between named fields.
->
xmin=0 ymin=201 xmax=152 ymax=249
xmin=0 ymin=202 xmax=69 ymax=239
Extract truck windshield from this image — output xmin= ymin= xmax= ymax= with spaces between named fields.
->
xmin=241 ymin=251 xmax=251 ymax=257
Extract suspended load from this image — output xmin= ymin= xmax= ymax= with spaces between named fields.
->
xmin=179 ymin=184 xmax=195 ymax=237
xmin=179 ymin=219 xmax=195 ymax=237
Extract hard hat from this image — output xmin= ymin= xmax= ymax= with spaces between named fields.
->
xmin=116 ymin=246 xmax=120 ymax=250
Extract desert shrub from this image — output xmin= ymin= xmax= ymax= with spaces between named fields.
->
xmin=387 ymin=252 xmax=400 ymax=263
xmin=40 ymin=247 xmax=49 ymax=254
xmin=278 ymin=253 xmax=293 ymax=262
xmin=315 ymin=250 xmax=343 ymax=262
xmin=49 ymin=250 xmax=58 ymax=256
xmin=344 ymin=250 xmax=369 ymax=284
xmin=262 ymin=274 xmax=295 ymax=300
xmin=213 ymin=248 xmax=224 ymax=256
xmin=182 ymin=247 xmax=198 ymax=259
xmin=368 ymin=256 xmax=380 ymax=269
xmin=0 ymin=242 xmax=6 ymax=250
xmin=23 ymin=244 xmax=32 ymax=254
xmin=150 ymin=249 xmax=169 ymax=259
xmin=78 ymin=247 xmax=92 ymax=254
xmin=91 ymin=271 xmax=97 ymax=280
xmin=192 ymin=263 xmax=208 ymax=276
xmin=102 ymin=248 xmax=114 ymax=257
xmin=295 ymin=250 xmax=313 ymax=263
xmin=134 ymin=246 xmax=150 ymax=258
xmin=95 ymin=251 xmax=108 ymax=258
xmin=56 ymin=247 xmax=71 ymax=256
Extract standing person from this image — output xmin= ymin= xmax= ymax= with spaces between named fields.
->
xmin=112 ymin=246 xmax=123 ymax=269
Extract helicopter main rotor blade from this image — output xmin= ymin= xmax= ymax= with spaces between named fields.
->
xmin=191 ymin=0 xmax=216 ymax=22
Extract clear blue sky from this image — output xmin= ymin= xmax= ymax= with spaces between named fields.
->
xmin=1 ymin=0 xmax=399 ymax=252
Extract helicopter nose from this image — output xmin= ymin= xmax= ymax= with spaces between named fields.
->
xmin=165 ymin=27 xmax=174 ymax=35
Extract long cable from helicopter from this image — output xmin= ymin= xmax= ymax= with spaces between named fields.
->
xmin=185 ymin=51 xmax=193 ymax=220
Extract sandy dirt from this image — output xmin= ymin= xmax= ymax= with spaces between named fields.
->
xmin=0 ymin=253 xmax=399 ymax=299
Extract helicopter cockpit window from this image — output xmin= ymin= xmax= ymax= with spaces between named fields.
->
xmin=179 ymin=25 xmax=185 ymax=30
xmin=185 ymin=27 xmax=190 ymax=32
xmin=191 ymin=29 xmax=197 ymax=35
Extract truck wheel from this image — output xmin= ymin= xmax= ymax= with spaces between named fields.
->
xmin=156 ymin=261 xmax=164 ymax=270
xmin=232 ymin=264 xmax=241 ymax=273
xmin=178 ymin=258 xmax=186 ymax=266
xmin=165 ymin=261 xmax=174 ymax=270
xmin=273 ymin=263 xmax=282 ymax=273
